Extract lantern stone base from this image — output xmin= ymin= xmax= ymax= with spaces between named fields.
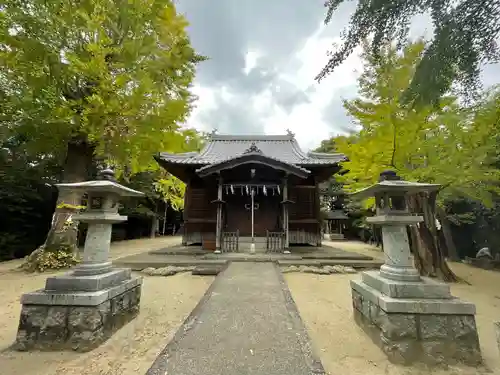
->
xmin=351 ymin=273 xmax=482 ymax=366
xmin=14 ymin=277 xmax=142 ymax=352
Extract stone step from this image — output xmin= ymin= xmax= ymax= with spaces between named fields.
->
xmin=300 ymin=253 xmax=373 ymax=260
xmin=114 ymin=253 xmax=382 ymax=270
xmin=202 ymin=253 xmax=302 ymax=262
xmin=113 ymin=254 xmax=228 ymax=271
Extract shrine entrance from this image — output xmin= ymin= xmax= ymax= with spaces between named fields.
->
xmin=224 ymin=185 xmax=281 ymax=236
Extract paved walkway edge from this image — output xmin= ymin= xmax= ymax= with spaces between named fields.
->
xmin=145 ymin=263 xmax=230 ymax=375
xmin=274 ymin=263 xmax=326 ymax=374
xmin=145 ymin=262 xmax=325 ymax=375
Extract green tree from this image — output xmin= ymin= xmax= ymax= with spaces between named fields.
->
xmin=317 ymin=0 xmax=500 ymax=106
xmin=328 ymin=41 xmax=500 ymax=280
xmin=0 ymin=0 xmax=205 ymax=265
xmin=0 ymin=137 xmax=61 ymax=260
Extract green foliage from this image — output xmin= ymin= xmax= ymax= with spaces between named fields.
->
xmin=119 ymin=169 xmax=185 ymax=218
xmin=318 ymin=0 xmax=500 ymax=106
xmin=57 ymin=203 xmax=86 ymax=210
xmin=0 ymin=0 xmax=207 ymax=172
xmin=0 ymin=137 xmax=59 ymax=260
xmin=328 ymin=41 xmax=500 ymax=212
xmin=154 ymin=174 xmax=185 ymax=210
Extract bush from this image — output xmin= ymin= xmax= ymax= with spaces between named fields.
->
xmin=21 ymin=245 xmax=80 ymax=273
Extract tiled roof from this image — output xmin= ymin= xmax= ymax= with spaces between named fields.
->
xmin=157 ymin=134 xmax=346 ymax=166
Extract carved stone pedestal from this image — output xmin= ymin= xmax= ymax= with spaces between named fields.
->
xmin=351 ymin=272 xmax=481 ymax=366
xmin=15 ymin=277 xmax=142 ymax=352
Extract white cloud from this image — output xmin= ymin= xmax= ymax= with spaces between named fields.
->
xmin=243 ymin=49 xmax=262 ymax=75
xmin=185 ymin=23 xmax=363 ymax=150
xmin=185 ymin=85 xmax=217 ymax=132
xmin=261 ymin=25 xmax=363 ymax=150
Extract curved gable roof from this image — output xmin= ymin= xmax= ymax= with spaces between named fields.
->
xmin=157 ymin=134 xmax=346 ymax=166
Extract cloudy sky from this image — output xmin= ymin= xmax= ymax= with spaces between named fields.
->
xmin=175 ymin=0 xmax=500 ymax=151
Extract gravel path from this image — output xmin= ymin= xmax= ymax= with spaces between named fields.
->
xmin=147 ymin=262 xmax=324 ymax=375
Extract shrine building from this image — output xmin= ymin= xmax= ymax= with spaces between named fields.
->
xmin=155 ymin=132 xmax=346 ymax=253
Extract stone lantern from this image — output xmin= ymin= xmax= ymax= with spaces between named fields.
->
xmin=15 ymin=168 xmax=144 ymax=352
xmin=349 ymin=170 xmax=481 ymax=366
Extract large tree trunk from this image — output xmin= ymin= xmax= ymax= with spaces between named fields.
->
xmin=408 ymin=192 xmax=458 ymax=282
xmin=436 ymin=206 xmax=460 ymax=261
xmin=44 ymin=137 xmax=94 ymax=253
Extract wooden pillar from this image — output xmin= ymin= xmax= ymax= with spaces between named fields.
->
xmin=215 ymin=175 xmax=223 ymax=251
xmin=182 ymin=183 xmax=190 ymax=245
xmin=315 ymin=180 xmax=321 ymax=246
xmin=283 ymin=175 xmax=289 ymax=250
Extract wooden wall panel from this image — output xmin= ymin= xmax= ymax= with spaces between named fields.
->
xmin=185 ymin=186 xmax=216 ymax=220
xmin=289 ymin=187 xmax=315 ymax=220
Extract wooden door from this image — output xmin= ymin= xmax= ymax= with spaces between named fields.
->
xmin=253 ymin=194 xmax=281 ymax=235
xmin=224 ymin=193 xmax=251 ymax=235
xmin=224 ymin=192 xmax=281 ymax=236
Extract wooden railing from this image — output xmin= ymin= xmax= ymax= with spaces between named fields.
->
xmin=266 ymin=231 xmax=285 ymax=252
xmin=221 ymin=230 xmax=239 ymax=252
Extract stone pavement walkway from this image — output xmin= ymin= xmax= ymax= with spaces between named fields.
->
xmin=146 ymin=262 xmax=325 ymax=375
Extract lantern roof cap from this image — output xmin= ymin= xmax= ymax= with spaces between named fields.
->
xmin=56 ymin=169 xmax=144 ymax=197
xmin=350 ymin=170 xmax=441 ymax=200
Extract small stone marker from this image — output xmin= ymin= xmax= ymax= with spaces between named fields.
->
xmin=349 ymin=171 xmax=482 ymax=366
xmin=495 ymin=322 xmax=500 ymax=355
xmin=15 ymin=168 xmax=144 ymax=352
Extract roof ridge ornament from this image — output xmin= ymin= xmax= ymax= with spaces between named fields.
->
xmin=243 ymin=142 xmax=262 ymax=154
xmin=286 ymin=129 xmax=295 ymax=138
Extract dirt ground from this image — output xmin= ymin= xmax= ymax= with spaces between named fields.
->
xmin=0 ymin=236 xmax=215 ymax=375
xmin=1 ymin=237 xmax=499 ymax=375
xmin=287 ymin=240 xmax=500 ymax=375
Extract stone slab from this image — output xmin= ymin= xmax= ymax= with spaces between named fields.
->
xmin=277 ymin=259 xmax=383 ymax=268
xmin=146 ymin=263 xmax=325 ymax=375
xmin=191 ymin=266 xmax=225 ymax=276
xmin=367 ymin=215 xmax=423 ymax=225
xmin=113 ymin=254 xmax=229 ymax=270
xmin=21 ymin=277 xmax=142 ymax=306
xmin=351 ymin=279 xmax=476 ymax=315
xmin=300 ymin=253 xmax=373 ymax=260
xmin=45 ymin=268 xmax=131 ymax=292
xmin=361 ymin=270 xmax=452 ymax=299
xmin=202 ymin=254 xmax=302 ymax=261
